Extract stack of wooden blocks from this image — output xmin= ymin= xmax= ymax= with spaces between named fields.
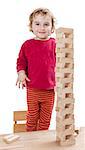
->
xmin=55 ymin=27 xmax=75 ymax=146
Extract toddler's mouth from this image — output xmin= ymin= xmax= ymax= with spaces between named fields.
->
xmin=39 ymin=32 xmax=46 ymax=34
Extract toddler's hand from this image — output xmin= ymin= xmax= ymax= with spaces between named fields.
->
xmin=16 ymin=70 xmax=30 ymax=89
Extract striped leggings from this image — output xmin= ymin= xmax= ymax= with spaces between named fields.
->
xmin=26 ymin=88 xmax=54 ymax=131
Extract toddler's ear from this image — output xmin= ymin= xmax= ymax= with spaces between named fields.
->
xmin=51 ymin=29 xmax=54 ymax=33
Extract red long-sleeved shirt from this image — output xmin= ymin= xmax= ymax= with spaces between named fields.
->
xmin=16 ymin=38 xmax=56 ymax=89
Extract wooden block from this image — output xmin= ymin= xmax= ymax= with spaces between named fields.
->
xmin=57 ymin=61 xmax=72 ymax=67
xmin=56 ymin=102 xmax=74 ymax=113
xmin=56 ymin=27 xmax=73 ymax=34
xmin=57 ymin=132 xmax=75 ymax=145
xmin=56 ymin=97 xmax=74 ymax=107
xmin=58 ymin=93 xmax=73 ymax=99
xmin=57 ymin=62 xmax=73 ymax=69
xmin=63 ymin=77 xmax=73 ymax=83
xmin=64 ymin=58 xmax=73 ymax=62
xmin=56 ymin=104 xmax=73 ymax=112
xmin=57 ymin=127 xmax=75 ymax=137
xmin=57 ymin=32 xmax=73 ymax=39
xmin=58 ymin=53 xmax=73 ymax=59
xmin=57 ymin=42 xmax=73 ymax=49
xmin=56 ymin=34 xmax=73 ymax=39
xmin=60 ymin=137 xmax=75 ymax=146
xmin=64 ymin=72 xmax=73 ymax=79
xmin=65 ymin=43 xmax=73 ymax=48
xmin=58 ymin=38 xmax=73 ymax=44
xmin=57 ymin=97 xmax=74 ymax=104
xmin=3 ymin=134 xmax=20 ymax=144
xmin=64 ymin=82 xmax=73 ymax=88
xmin=56 ymin=123 xmax=75 ymax=131
xmin=14 ymin=111 xmax=26 ymax=121
xmin=57 ymin=92 xmax=73 ymax=99
xmin=56 ymin=72 xmax=65 ymax=78
xmin=56 ymin=98 xmax=74 ymax=109
xmin=57 ymin=68 xmax=73 ymax=74
xmin=57 ymin=97 xmax=74 ymax=103
xmin=57 ymin=77 xmax=73 ymax=85
xmin=57 ymin=48 xmax=73 ymax=53
xmin=68 ymin=33 xmax=73 ymax=38
xmin=56 ymin=115 xmax=74 ymax=126
xmin=14 ymin=124 xmax=26 ymax=133
xmin=56 ymin=123 xmax=74 ymax=132
xmin=57 ymin=57 xmax=73 ymax=64
xmin=57 ymin=42 xmax=65 ymax=48
xmin=56 ymin=71 xmax=73 ymax=79
xmin=65 ymin=51 xmax=73 ymax=58
xmin=57 ymin=62 xmax=72 ymax=68
xmin=57 ymin=52 xmax=65 ymax=58
xmin=63 ymin=87 xmax=73 ymax=93
xmin=56 ymin=124 xmax=74 ymax=132
xmin=56 ymin=32 xmax=64 ymax=38
xmin=57 ymin=108 xmax=74 ymax=119
xmin=57 ymin=87 xmax=73 ymax=95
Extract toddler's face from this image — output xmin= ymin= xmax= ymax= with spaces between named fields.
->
xmin=32 ymin=14 xmax=53 ymax=40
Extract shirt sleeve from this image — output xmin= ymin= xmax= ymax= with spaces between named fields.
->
xmin=16 ymin=43 xmax=27 ymax=72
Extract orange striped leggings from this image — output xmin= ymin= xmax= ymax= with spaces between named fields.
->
xmin=26 ymin=88 xmax=55 ymax=131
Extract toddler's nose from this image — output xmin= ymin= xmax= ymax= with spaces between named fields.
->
xmin=40 ymin=25 xmax=45 ymax=30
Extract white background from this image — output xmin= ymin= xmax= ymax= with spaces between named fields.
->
xmin=0 ymin=0 xmax=85 ymax=134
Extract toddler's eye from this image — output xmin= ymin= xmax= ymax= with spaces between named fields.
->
xmin=35 ymin=23 xmax=40 ymax=26
xmin=44 ymin=23 xmax=49 ymax=26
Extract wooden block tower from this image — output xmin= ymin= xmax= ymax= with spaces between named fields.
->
xmin=55 ymin=27 xmax=75 ymax=146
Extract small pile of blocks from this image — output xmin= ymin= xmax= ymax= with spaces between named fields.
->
xmin=3 ymin=134 xmax=20 ymax=144
xmin=55 ymin=27 xmax=75 ymax=146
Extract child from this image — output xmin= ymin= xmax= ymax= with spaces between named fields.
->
xmin=16 ymin=8 xmax=56 ymax=131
